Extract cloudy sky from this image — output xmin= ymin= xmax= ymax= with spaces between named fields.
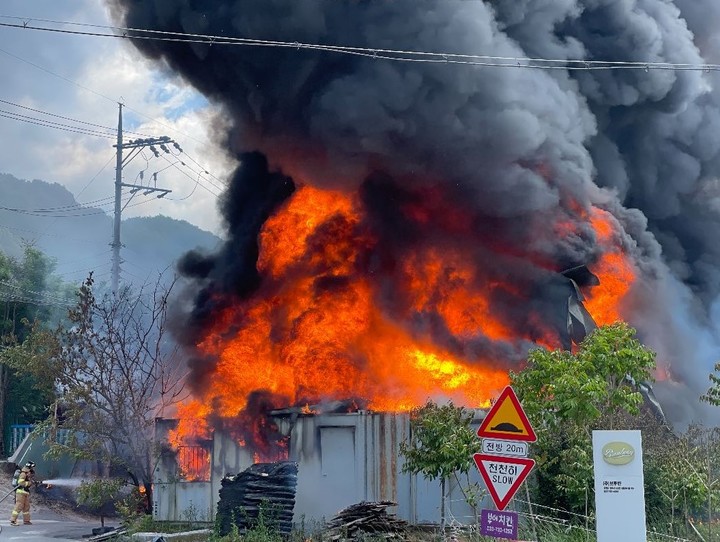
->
xmin=0 ymin=0 xmax=232 ymax=234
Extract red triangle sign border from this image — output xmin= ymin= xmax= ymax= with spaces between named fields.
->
xmin=473 ymin=453 xmax=536 ymax=511
xmin=477 ymin=385 xmax=537 ymax=442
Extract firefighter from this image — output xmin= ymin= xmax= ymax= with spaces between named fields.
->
xmin=10 ymin=461 xmax=36 ymax=526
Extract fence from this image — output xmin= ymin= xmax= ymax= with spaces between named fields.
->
xmin=9 ymin=424 xmax=33 ymax=456
xmin=7 ymin=425 xmax=73 ymax=458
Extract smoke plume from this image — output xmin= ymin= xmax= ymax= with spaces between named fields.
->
xmin=110 ymin=0 xmax=720 ymax=423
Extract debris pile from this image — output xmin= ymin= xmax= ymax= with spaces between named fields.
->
xmin=216 ymin=461 xmax=298 ymax=536
xmin=325 ymin=501 xmax=409 ymax=540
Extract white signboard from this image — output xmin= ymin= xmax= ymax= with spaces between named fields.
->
xmin=482 ymin=438 xmax=529 ymax=457
xmin=593 ymin=430 xmax=646 ymax=542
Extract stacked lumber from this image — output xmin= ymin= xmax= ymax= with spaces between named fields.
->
xmin=325 ymin=501 xmax=409 ymax=540
xmin=216 ymin=461 xmax=298 ymax=536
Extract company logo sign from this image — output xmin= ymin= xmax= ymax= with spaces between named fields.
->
xmin=602 ymin=442 xmax=635 ymax=465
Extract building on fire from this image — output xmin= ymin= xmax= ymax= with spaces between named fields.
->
xmin=153 ymin=406 xmax=488 ymax=525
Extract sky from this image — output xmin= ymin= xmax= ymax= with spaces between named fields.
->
xmin=0 ymin=0 xmax=233 ymax=235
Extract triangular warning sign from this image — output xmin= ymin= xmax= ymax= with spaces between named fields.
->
xmin=474 ymin=453 xmax=535 ymax=511
xmin=477 ymin=386 xmax=536 ymax=442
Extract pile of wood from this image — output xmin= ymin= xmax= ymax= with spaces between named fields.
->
xmin=216 ymin=461 xmax=298 ymax=536
xmin=325 ymin=501 xmax=410 ymax=541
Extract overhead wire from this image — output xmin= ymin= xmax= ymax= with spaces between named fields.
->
xmin=177 ymin=149 xmax=228 ymax=187
xmin=0 ymin=109 xmax=116 ymax=139
xmin=0 ymin=33 xmax=226 ymax=194
xmin=0 ymin=98 xmax=154 ymax=138
xmin=0 ymin=46 xmax=207 ymax=146
xmin=0 ymin=280 xmax=75 ymax=306
xmin=171 ymin=158 xmax=224 ymax=195
xmin=53 ymin=249 xmax=114 ymax=267
xmin=0 ymin=222 xmax=106 ymax=242
xmin=167 ymin=145 xmax=227 ymax=191
xmin=159 ymin=154 xmax=221 ymax=198
xmin=0 ymin=191 xmax=156 ymax=217
xmin=0 ymin=295 xmax=74 ymax=309
xmin=74 ymin=154 xmax=116 ymax=201
xmin=3 ymin=195 xmax=117 ymax=213
xmin=1 ymin=15 xmax=720 ymax=71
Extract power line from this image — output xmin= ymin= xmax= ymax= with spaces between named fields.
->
xmin=53 ymin=249 xmax=114 ymax=267
xmin=0 ymin=45 xmax=207 ymax=146
xmin=0 ymin=280 xmax=74 ymax=304
xmin=0 ymin=107 xmax=117 ymax=137
xmin=177 ymin=149 xmax=228 ymax=187
xmin=0 ymin=191 xmax=155 ymax=217
xmin=0 ymin=295 xmax=73 ymax=309
xmin=0 ymin=222 xmax=104 ymax=242
xmin=170 ymin=156 xmax=224 ymax=194
xmin=0 ymin=98 xmax=153 ymax=138
xmin=2 ymin=195 xmax=116 ymax=213
xmin=159 ymin=155 xmax=220 ymax=198
xmin=1 ymin=16 xmax=720 ymax=72
xmin=0 ymin=110 xmax=116 ymax=139
xmin=75 ymin=154 xmax=116 ymax=201
xmin=0 ymin=46 xmax=227 ymax=190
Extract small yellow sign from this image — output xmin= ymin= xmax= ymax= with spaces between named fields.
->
xmin=477 ymin=386 xmax=536 ymax=442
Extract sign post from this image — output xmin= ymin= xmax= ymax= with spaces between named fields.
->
xmin=593 ymin=430 xmax=647 ymax=542
xmin=473 ymin=386 xmax=537 ymax=540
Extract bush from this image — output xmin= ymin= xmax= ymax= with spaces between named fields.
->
xmin=76 ymin=478 xmax=124 ymax=528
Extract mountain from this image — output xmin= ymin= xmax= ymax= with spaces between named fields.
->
xmin=0 ymin=172 xmax=221 ymax=287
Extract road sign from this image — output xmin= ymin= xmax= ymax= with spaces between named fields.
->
xmin=477 ymin=386 xmax=536 ymax=442
xmin=481 ymin=509 xmax=518 ymax=539
xmin=474 ymin=453 xmax=535 ymax=511
xmin=482 ymin=438 xmax=529 ymax=457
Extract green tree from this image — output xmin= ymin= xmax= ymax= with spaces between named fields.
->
xmin=77 ymin=478 xmax=125 ymax=529
xmin=399 ymin=400 xmax=481 ymax=533
xmin=701 ymin=361 xmax=720 ymax=406
xmin=0 ymin=245 xmax=70 ymax=455
xmin=510 ymin=322 xmax=656 ymax=515
xmin=645 ymin=425 xmax=712 ymax=534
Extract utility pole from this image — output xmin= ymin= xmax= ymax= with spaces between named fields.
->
xmin=112 ymin=103 xmax=123 ymax=294
xmin=111 ymin=103 xmax=174 ymax=293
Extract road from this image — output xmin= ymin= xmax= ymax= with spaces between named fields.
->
xmin=0 ymin=506 xmax=114 ymax=541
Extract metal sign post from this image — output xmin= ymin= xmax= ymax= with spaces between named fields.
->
xmin=474 ymin=385 xmax=537 ymax=540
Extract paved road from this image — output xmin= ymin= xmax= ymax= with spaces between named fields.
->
xmin=0 ymin=509 xmax=117 ymax=541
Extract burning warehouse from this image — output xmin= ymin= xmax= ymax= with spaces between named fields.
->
xmin=110 ymin=0 xmax=720 ymax=527
xmin=154 ymin=405 xmax=489 ymax=524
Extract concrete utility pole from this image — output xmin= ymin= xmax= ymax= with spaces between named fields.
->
xmin=111 ymin=103 xmax=174 ymax=293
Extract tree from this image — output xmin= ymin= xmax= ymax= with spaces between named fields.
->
xmin=77 ymin=478 xmax=125 ymax=531
xmin=0 ymin=245 xmax=70 ymax=455
xmin=19 ymin=273 xmax=187 ymax=513
xmin=399 ymin=400 xmax=481 ymax=533
xmin=510 ymin=322 xmax=656 ymax=515
xmin=701 ymin=361 xmax=720 ymax=406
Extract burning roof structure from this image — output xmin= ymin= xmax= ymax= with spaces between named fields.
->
xmin=109 ymin=0 xmax=720 ymax=461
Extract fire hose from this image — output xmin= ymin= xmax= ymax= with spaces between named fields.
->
xmin=0 ymin=480 xmax=45 ymax=504
xmin=0 ymin=482 xmax=44 ymax=534
xmin=0 ymin=485 xmax=19 ymax=505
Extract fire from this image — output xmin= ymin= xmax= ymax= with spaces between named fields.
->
xmin=170 ymin=184 xmax=637 ymax=471
xmin=585 ymin=208 xmax=637 ymax=325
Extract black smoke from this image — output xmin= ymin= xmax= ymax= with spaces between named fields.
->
xmin=176 ymin=152 xmax=294 ymax=343
xmin=109 ymin=0 xmax=720 ymax=421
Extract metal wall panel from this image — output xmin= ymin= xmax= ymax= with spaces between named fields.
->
xmin=153 ymin=481 xmax=213 ymax=522
xmin=153 ymin=410 xmax=490 ymax=526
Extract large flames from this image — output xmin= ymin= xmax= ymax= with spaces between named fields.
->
xmin=169 ymin=183 xmax=637 ymax=475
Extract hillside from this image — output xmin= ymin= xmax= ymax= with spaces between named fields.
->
xmin=0 ymin=172 xmax=221 ymax=287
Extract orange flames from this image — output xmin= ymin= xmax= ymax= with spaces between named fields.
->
xmin=169 ymin=184 xmax=637 ymax=475
xmin=584 ymin=208 xmax=637 ymax=325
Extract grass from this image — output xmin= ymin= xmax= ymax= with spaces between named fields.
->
xmin=117 ymin=514 xmax=714 ymax=542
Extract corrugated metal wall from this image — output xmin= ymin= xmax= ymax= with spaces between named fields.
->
xmin=153 ymin=411 xmax=488 ymax=525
